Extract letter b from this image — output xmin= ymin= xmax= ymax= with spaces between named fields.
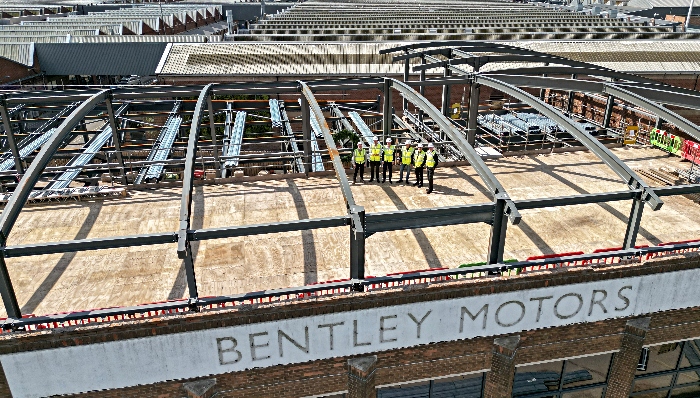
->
xmin=217 ymin=337 xmax=242 ymax=365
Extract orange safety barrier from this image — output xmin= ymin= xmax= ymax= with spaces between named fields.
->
xmin=682 ymin=140 xmax=700 ymax=165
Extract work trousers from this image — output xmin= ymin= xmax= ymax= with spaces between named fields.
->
xmin=353 ymin=163 xmax=365 ymax=182
xmin=414 ymin=166 xmax=424 ymax=187
xmin=427 ymin=167 xmax=435 ymax=191
xmin=382 ymin=162 xmax=394 ymax=182
xmin=399 ymin=163 xmax=411 ymax=182
xmin=369 ymin=161 xmax=381 ymax=181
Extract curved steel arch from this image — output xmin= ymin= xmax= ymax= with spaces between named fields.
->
xmin=379 ymin=40 xmax=526 ymax=55
xmin=388 ymin=78 xmax=520 ymax=264
xmin=603 ymin=84 xmax=700 ymax=142
xmin=0 ymin=89 xmax=110 ymax=319
xmin=177 ymin=83 xmax=215 ymax=301
xmin=481 ymin=66 xmax=661 ymax=84
xmin=414 ymin=54 xmax=617 ymax=73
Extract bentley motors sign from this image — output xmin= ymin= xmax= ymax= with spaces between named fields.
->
xmin=3 ymin=268 xmax=700 ymax=398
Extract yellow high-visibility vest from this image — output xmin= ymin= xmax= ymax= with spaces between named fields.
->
xmin=414 ymin=150 xmax=426 ymax=167
xmin=401 ymin=147 xmax=414 ymax=165
xmin=426 ymin=151 xmax=436 ymax=167
xmin=383 ymin=145 xmax=395 ymax=161
xmin=370 ymin=143 xmax=382 ymax=161
xmin=353 ymin=149 xmax=366 ymax=163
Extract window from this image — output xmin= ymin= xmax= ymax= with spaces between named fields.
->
xmin=513 ymin=353 xmax=612 ymax=398
xmin=631 ymin=339 xmax=700 ymax=398
xmin=377 ymin=372 xmax=484 ymax=398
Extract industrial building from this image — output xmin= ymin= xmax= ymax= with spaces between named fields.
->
xmin=0 ymin=1 xmax=699 ymax=398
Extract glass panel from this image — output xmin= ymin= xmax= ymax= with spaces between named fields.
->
xmin=679 ymin=340 xmax=700 ymax=369
xmin=631 ymin=392 xmax=670 ymax=398
xmin=561 ymin=386 xmax=604 ymax=398
xmin=637 ymin=344 xmax=682 ymax=375
xmin=563 ymin=353 xmax=613 ymax=388
xmin=432 ymin=373 xmax=483 ymax=398
xmin=513 ymin=361 xmax=564 ymax=397
xmin=633 ymin=374 xmax=674 ymax=392
xmin=671 ymin=384 xmax=700 ymax=398
xmin=377 ymin=381 xmax=429 ymax=398
xmin=675 ymin=370 xmax=700 ymax=386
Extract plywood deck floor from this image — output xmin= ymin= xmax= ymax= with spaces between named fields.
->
xmin=2 ymin=146 xmax=699 ymax=317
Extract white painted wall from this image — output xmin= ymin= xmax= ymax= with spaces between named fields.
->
xmin=3 ymin=268 xmax=700 ymax=398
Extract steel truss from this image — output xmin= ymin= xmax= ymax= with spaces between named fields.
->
xmin=0 ymin=67 xmax=699 ymax=325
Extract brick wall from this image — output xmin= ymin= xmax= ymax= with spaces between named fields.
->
xmin=0 ymin=255 xmax=699 ymax=397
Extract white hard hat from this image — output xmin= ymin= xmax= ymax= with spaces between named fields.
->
xmin=373 ymin=136 xmax=379 ymax=141
xmin=358 ymin=142 xmax=363 ymax=146
xmin=404 ymin=140 xmax=411 ymax=145
xmin=428 ymin=143 xmax=435 ymax=149
xmin=386 ymin=137 xmax=392 ymax=143
xmin=417 ymin=143 xmax=423 ymax=148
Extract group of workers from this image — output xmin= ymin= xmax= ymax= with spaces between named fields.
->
xmin=352 ymin=136 xmax=439 ymax=194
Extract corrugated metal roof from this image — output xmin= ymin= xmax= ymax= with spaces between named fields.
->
xmin=69 ymin=35 xmax=213 ymax=43
xmin=36 ymin=43 xmax=167 ymax=75
xmin=628 ymin=0 xmax=700 ymax=7
xmin=0 ymin=43 xmax=34 ymax=67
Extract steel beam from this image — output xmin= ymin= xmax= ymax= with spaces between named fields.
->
xmin=653 ymin=184 xmax=700 ymax=196
xmin=612 ymin=84 xmax=700 ymax=110
xmin=177 ymin=84 xmax=214 ymax=300
xmin=0 ymin=89 xmax=109 ymax=319
xmin=603 ymin=84 xmax=700 ymax=142
xmin=481 ymin=66 xmax=659 ymax=84
xmin=475 ymin=74 xmax=663 ymax=211
xmin=4 ymin=233 xmax=178 ymax=258
xmin=515 ymin=190 xmax=639 ymax=210
xmin=0 ymin=96 xmax=24 ymax=173
xmin=442 ymin=65 xmax=452 ymax=118
xmin=104 ymin=96 xmax=127 ymax=183
xmin=483 ymin=74 xmax=605 ymax=94
xmin=365 ymin=203 xmax=495 ymax=234
xmin=488 ymin=195 xmax=509 ymax=264
xmin=191 ymin=216 xmax=349 ymax=241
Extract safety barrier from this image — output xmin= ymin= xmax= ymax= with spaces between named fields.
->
xmin=650 ymin=129 xmax=683 ymax=155
xmin=3 ymin=240 xmax=700 ymax=332
xmin=682 ymin=139 xmax=700 ymax=165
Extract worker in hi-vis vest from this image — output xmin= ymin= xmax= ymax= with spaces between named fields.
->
xmin=368 ymin=136 xmax=382 ymax=183
xmin=398 ymin=140 xmax=414 ymax=184
xmin=382 ymin=137 xmax=397 ymax=183
xmin=352 ymin=142 xmax=367 ymax=184
xmin=425 ymin=142 xmax=439 ymax=194
xmin=412 ymin=143 xmax=426 ymax=188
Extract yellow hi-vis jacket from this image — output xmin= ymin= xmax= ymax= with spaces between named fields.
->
xmin=353 ymin=148 xmax=366 ymax=164
xmin=426 ymin=150 xmax=437 ymax=168
xmin=401 ymin=147 xmax=414 ymax=165
xmin=369 ymin=143 xmax=382 ymax=162
xmin=414 ymin=149 xmax=426 ymax=167
xmin=383 ymin=145 xmax=395 ymax=162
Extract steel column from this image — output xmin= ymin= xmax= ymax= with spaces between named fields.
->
xmin=467 ymin=82 xmax=480 ymax=146
xmin=104 ymin=97 xmax=127 ymax=183
xmin=655 ymin=117 xmax=665 ymax=129
xmin=487 ymin=195 xmax=509 ymax=265
xmin=0 ymin=96 xmax=24 ymax=174
xmin=442 ymin=64 xmax=452 ymax=117
xmin=623 ymin=194 xmax=645 ymax=250
xmin=301 ymin=95 xmax=312 ymax=174
xmin=177 ymin=84 xmax=215 ymax=301
xmin=207 ymin=95 xmax=221 ymax=176
xmin=350 ymin=206 xmax=366 ymax=283
xmin=567 ymin=74 xmax=576 ymax=114
xmin=383 ymin=78 xmax=393 ymax=140
xmin=0 ymin=89 xmax=110 ymax=320
xmin=603 ymin=94 xmax=615 ymax=128
xmin=419 ymin=55 xmax=426 ymax=125
xmin=403 ymin=51 xmax=410 ymax=110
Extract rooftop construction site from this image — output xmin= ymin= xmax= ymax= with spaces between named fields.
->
xmin=1 ymin=1 xmax=700 ymax=398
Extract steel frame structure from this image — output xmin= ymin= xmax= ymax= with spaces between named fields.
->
xmin=0 ymin=64 xmax=699 ymax=326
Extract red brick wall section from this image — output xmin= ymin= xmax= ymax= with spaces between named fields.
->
xmin=0 ymin=255 xmax=699 ymax=397
xmin=347 ymin=356 xmax=378 ymax=398
xmin=483 ymin=336 xmax=520 ymax=398
xmin=604 ymin=318 xmax=650 ymax=398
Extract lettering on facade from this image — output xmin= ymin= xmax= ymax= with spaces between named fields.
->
xmin=215 ymin=285 xmax=636 ymax=367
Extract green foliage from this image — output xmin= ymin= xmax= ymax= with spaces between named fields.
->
xmin=333 ymin=129 xmax=360 ymax=162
